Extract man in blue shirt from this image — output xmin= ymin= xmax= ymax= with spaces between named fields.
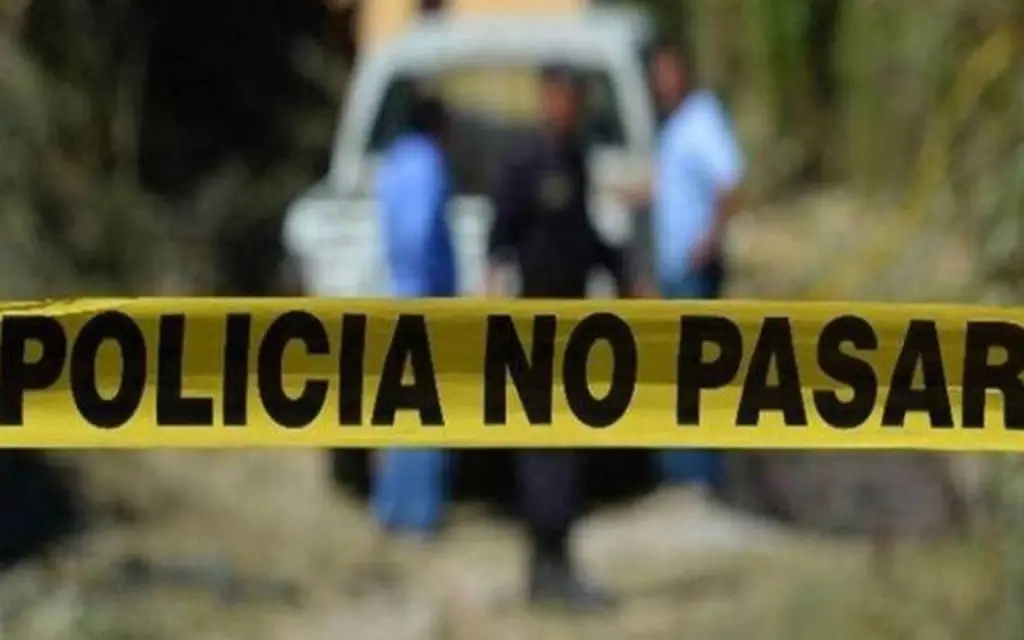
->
xmin=626 ymin=40 xmax=746 ymax=488
xmin=371 ymin=93 xmax=457 ymax=536
xmin=649 ymin=40 xmax=743 ymax=303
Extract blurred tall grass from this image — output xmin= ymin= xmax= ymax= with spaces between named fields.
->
xmin=675 ymin=0 xmax=1023 ymax=301
xmin=0 ymin=0 xmax=166 ymax=296
xmin=0 ymin=0 xmax=338 ymax=298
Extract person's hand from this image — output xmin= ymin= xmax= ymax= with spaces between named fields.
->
xmin=483 ymin=267 xmax=507 ymax=298
xmin=687 ymin=231 xmax=722 ymax=269
xmin=611 ymin=178 xmax=653 ymax=209
xmin=632 ymin=277 xmax=660 ymax=299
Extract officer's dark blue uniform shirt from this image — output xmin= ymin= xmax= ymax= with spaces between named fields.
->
xmin=487 ymin=131 xmax=625 ymax=298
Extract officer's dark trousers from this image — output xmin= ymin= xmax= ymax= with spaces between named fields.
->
xmin=517 ymin=450 xmax=581 ymax=560
xmin=517 ymin=282 xmax=588 ymax=562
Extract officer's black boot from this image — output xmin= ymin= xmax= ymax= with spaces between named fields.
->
xmin=527 ymin=532 xmax=616 ymax=612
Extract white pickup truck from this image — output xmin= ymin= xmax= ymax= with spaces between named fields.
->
xmin=283 ymin=8 xmax=658 ymax=298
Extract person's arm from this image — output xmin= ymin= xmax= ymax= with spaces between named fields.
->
xmin=594 ymin=238 xmax=632 ymax=298
xmin=694 ymin=102 xmax=746 ymax=263
xmin=708 ymin=188 xmax=742 ymax=246
xmin=485 ymin=153 xmax=527 ymax=297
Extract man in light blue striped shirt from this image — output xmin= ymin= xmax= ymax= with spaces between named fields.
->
xmin=371 ymin=93 xmax=456 ymax=536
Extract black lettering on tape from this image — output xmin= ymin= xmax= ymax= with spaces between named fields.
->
xmin=882 ymin=320 xmax=953 ymax=428
xmin=70 ymin=311 xmax=146 ymax=429
xmin=677 ymin=316 xmax=742 ymax=426
xmin=0 ymin=315 xmax=67 ymax=426
xmin=737 ymin=317 xmax=807 ymax=426
xmin=483 ymin=314 xmax=555 ymax=425
xmin=372 ymin=314 xmax=443 ymax=426
xmin=562 ymin=313 xmax=637 ymax=428
xmin=963 ymin=321 xmax=1024 ymax=429
xmin=257 ymin=311 xmax=328 ymax=428
xmin=156 ymin=315 xmax=214 ymax=426
xmin=338 ymin=314 xmax=367 ymax=426
xmin=813 ymin=315 xmax=879 ymax=428
xmin=222 ymin=314 xmax=251 ymax=426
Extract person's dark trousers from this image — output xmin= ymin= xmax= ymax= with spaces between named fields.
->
xmin=515 ymin=287 xmax=584 ymax=570
xmin=517 ymin=450 xmax=581 ymax=563
xmin=517 ymin=447 xmax=616 ymax=610
xmin=704 ymin=253 xmax=727 ymax=299
xmin=514 ymin=286 xmax=614 ymax=610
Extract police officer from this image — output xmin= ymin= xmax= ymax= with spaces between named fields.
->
xmin=485 ymin=65 xmax=627 ymax=610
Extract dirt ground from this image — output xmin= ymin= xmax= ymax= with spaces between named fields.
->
xmin=0 ymin=452 xmax=1000 ymax=640
xmin=0 ymin=190 xmax=989 ymax=640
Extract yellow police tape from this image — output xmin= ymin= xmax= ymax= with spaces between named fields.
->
xmin=0 ymin=298 xmax=1022 ymax=450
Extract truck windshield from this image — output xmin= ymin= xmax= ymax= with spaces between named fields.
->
xmin=367 ymin=65 xmax=627 ymax=195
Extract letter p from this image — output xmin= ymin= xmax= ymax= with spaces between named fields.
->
xmin=677 ymin=315 xmax=743 ymax=425
xmin=0 ymin=315 xmax=67 ymax=425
